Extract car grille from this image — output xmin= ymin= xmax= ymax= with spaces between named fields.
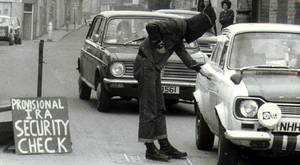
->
xmin=278 ymin=104 xmax=300 ymax=116
xmin=123 ymin=62 xmax=196 ymax=82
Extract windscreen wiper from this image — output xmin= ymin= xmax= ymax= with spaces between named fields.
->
xmin=123 ymin=36 xmax=146 ymax=46
xmin=239 ymin=65 xmax=289 ymax=72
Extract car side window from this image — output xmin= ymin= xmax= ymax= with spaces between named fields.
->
xmin=211 ymin=43 xmax=220 ymax=62
xmin=219 ymin=42 xmax=228 ymax=69
xmin=97 ymin=18 xmax=105 ymax=42
xmin=86 ymin=17 xmax=102 ymax=39
xmin=212 ymin=43 xmax=224 ymax=64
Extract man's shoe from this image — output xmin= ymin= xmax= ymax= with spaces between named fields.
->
xmin=146 ymin=148 xmax=170 ymax=162
xmin=160 ymin=145 xmax=187 ymax=159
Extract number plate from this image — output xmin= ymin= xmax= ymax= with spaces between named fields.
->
xmin=161 ymin=86 xmax=179 ymax=94
xmin=275 ymin=120 xmax=300 ymax=133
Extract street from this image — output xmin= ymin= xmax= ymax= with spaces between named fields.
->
xmin=0 ymin=27 xmax=297 ymax=165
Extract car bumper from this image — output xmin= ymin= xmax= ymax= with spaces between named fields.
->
xmin=0 ymin=36 xmax=9 ymax=41
xmin=103 ymin=78 xmax=195 ymax=100
xmin=225 ymin=130 xmax=271 ymax=141
xmin=225 ymin=130 xmax=300 ymax=152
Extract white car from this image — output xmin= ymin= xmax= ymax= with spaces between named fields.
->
xmin=193 ymin=23 xmax=300 ymax=165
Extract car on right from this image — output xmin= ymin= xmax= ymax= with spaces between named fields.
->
xmin=193 ymin=23 xmax=300 ymax=165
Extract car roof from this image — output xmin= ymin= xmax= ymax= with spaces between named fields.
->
xmin=223 ymin=23 xmax=300 ymax=36
xmin=97 ymin=10 xmax=183 ymax=19
xmin=155 ymin=9 xmax=199 ymax=15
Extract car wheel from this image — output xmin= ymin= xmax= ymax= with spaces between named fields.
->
xmin=15 ymin=37 xmax=22 ymax=45
xmin=78 ymin=77 xmax=91 ymax=100
xmin=96 ymin=82 xmax=110 ymax=112
xmin=195 ymin=102 xmax=214 ymax=150
xmin=217 ymin=120 xmax=238 ymax=165
xmin=9 ymin=38 xmax=14 ymax=46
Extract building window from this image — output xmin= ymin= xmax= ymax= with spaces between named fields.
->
xmin=24 ymin=3 xmax=33 ymax=12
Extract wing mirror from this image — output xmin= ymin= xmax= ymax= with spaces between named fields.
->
xmin=230 ymin=72 xmax=242 ymax=85
xmin=92 ymin=34 xmax=100 ymax=42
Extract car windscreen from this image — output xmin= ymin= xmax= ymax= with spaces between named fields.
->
xmin=0 ymin=17 xmax=9 ymax=26
xmin=229 ymin=32 xmax=300 ymax=69
xmin=104 ymin=18 xmax=159 ymax=45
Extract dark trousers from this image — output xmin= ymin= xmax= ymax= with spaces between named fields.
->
xmin=136 ymin=57 xmax=167 ymax=143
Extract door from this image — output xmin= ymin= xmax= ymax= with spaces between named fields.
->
xmin=23 ymin=3 xmax=33 ymax=40
xmin=205 ymin=42 xmax=225 ymax=130
xmin=81 ymin=16 xmax=104 ymax=86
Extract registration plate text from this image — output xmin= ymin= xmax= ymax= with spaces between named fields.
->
xmin=161 ymin=86 xmax=179 ymax=94
xmin=275 ymin=121 xmax=300 ymax=133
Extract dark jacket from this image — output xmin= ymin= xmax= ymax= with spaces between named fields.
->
xmin=219 ymin=9 xmax=234 ymax=29
xmin=135 ymin=18 xmax=200 ymax=75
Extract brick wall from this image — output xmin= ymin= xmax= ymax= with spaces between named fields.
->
xmin=257 ymin=0 xmax=300 ymax=24
xmin=259 ymin=0 xmax=270 ymax=22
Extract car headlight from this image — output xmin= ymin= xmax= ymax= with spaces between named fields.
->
xmin=209 ymin=43 xmax=216 ymax=50
xmin=110 ymin=62 xmax=125 ymax=77
xmin=240 ymin=100 xmax=258 ymax=118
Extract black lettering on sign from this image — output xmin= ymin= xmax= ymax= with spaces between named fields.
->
xmin=11 ymin=97 xmax=72 ymax=154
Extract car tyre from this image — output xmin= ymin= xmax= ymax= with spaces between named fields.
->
xmin=96 ymin=82 xmax=110 ymax=112
xmin=15 ymin=37 xmax=22 ymax=45
xmin=217 ymin=120 xmax=238 ymax=165
xmin=9 ymin=38 xmax=14 ymax=46
xmin=78 ymin=77 xmax=91 ymax=100
xmin=195 ymin=102 xmax=214 ymax=150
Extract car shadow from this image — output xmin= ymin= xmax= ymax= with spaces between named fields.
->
xmin=0 ymin=41 xmax=9 ymax=46
xmin=84 ymin=97 xmax=194 ymax=116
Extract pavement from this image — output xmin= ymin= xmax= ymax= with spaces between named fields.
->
xmin=36 ymin=24 xmax=86 ymax=42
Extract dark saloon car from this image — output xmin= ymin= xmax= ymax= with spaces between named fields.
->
xmin=0 ymin=16 xmax=22 ymax=45
xmin=77 ymin=11 xmax=203 ymax=112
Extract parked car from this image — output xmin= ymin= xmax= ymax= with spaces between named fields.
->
xmin=0 ymin=16 xmax=22 ymax=45
xmin=0 ymin=16 xmax=14 ymax=45
xmin=193 ymin=23 xmax=300 ymax=164
xmin=155 ymin=9 xmax=216 ymax=57
xmin=78 ymin=11 xmax=203 ymax=112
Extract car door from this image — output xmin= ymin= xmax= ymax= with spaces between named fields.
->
xmin=81 ymin=16 xmax=105 ymax=87
xmin=203 ymin=41 xmax=226 ymax=131
xmin=198 ymin=43 xmax=220 ymax=124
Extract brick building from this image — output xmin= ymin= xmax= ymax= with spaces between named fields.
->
xmin=234 ymin=0 xmax=300 ymax=24
xmin=252 ymin=0 xmax=299 ymax=24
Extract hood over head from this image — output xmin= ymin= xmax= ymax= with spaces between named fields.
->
xmin=185 ymin=12 xmax=215 ymax=43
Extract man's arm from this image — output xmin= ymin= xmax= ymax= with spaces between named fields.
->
xmin=174 ymin=42 xmax=203 ymax=72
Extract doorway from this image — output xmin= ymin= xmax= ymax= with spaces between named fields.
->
xmin=23 ymin=3 xmax=34 ymax=40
